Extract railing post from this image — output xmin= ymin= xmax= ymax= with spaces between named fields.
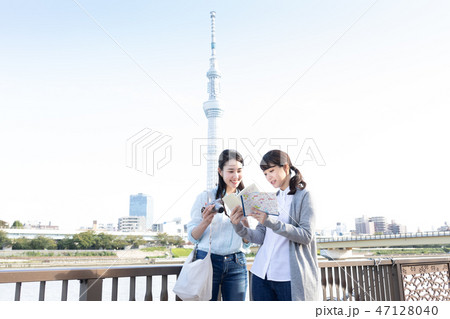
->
xmin=380 ymin=265 xmax=388 ymax=301
xmin=14 ymin=282 xmax=22 ymax=301
xmin=39 ymin=281 xmax=46 ymax=301
xmin=346 ymin=266 xmax=353 ymax=301
xmin=390 ymin=261 xmax=404 ymax=301
xmin=111 ymin=277 xmax=118 ymax=301
xmin=145 ymin=276 xmax=153 ymax=301
xmin=320 ymin=268 xmax=326 ymax=301
xmin=334 ymin=267 xmax=340 ymax=301
xmin=61 ymin=280 xmax=69 ymax=301
xmin=327 ymin=267 xmax=334 ymax=301
xmin=129 ymin=276 xmax=136 ymax=301
xmin=340 ymin=267 xmax=347 ymax=301
xmin=79 ymin=278 xmax=103 ymax=301
xmin=357 ymin=266 xmax=365 ymax=301
xmin=160 ymin=275 xmax=168 ymax=301
xmin=352 ymin=266 xmax=359 ymax=301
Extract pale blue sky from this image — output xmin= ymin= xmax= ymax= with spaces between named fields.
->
xmin=1 ymin=0 xmax=449 ymax=232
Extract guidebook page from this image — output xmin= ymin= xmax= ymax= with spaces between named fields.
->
xmin=223 ymin=183 xmax=278 ymax=216
xmin=241 ymin=192 xmax=278 ymax=216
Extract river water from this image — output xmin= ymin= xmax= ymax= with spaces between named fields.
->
xmin=0 ymin=275 xmax=179 ymax=301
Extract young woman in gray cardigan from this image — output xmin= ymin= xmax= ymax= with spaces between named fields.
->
xmin=230 ymin=150 xmax=320 ymax=301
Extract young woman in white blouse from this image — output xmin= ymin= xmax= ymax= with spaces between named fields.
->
xmin=230 ymin=150 xmax=320 ymax=301
xmin=187 ymin=149 xmax=250 ymax=301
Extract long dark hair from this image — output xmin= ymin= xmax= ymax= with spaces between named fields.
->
xmin=216 ymin=149 xmax=245 ymax=199
xmin=260 ymin=150 xmax=306 ymax=195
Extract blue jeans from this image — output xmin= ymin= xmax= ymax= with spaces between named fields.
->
xmin=195 ymin=250 xmax=248 ymax=301
xmin=251 ymin=273 xmax=292 ymax=301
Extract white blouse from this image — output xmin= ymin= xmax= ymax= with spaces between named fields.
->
xmin=187 ymin=188 xmax=250 ymax=255
xmin=251 ymin=186 xmax=293 ymax=281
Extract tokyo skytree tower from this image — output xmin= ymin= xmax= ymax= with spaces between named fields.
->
xmin=203 ymin=11 xmax=224 ymax=190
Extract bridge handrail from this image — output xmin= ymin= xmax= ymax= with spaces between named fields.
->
xmin=317 ymin=230 xmax=450 ymax=242
xmin=1 ymin=256 xmax=449 ymax=301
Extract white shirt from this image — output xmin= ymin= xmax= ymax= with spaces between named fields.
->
xmin=251 ymin=186 xmax=293 ymax=281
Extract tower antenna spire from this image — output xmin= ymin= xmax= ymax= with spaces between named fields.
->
xmin=210 ymin=11 xmax=216 ymax=57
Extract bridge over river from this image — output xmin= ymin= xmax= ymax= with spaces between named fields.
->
xmin=317 ymin=231 xmax=450 ymax=259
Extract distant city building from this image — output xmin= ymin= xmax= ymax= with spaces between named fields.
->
xmin=319 ymin=223 xmax=350 ymax=237
xmin=152 ymin=218 xmax=184 ymax=236
xmin=387 ymin=220 xmax=407 ymax=234
xmin=80 ymin=221 xmax=116 ymax=232
xmin=0 ymin=220 xmax=9 ymax=229
xmin=97 ymin=223 xmax=116 ymax=232
xmin=335 ymin=222 xmax=347 ymax=236
xmin=24 ymin=221 xmax=59 ymax=231
xmin=129 ymin=193 xmax=153 ymax=230
xmin=355 ymin=216 xmax=375 ymax=235
xmin=118 ymin=216 xmax=146 ymax=232
xmin=356 ymin=216 xmax=407 ymax=235
xmin=437 ymin=222 xmax=449 ymax=232
xmin=369 ymin=216 xmax=387 ymax=234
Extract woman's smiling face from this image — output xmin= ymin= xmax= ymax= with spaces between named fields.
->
xmin=219 ymin=159 xmax=243 ymax=193
xmin=263 ymin=164 xmax=290 ymax=190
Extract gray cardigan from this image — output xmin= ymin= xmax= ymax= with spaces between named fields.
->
xmin=232 ymin=188 xmax=320 ymax=301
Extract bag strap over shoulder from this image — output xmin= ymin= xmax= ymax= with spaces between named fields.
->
xmin=193 ymin=190 xmax=214 ymax=260
xmin=206 ymin=189 xmax=214 ymax=253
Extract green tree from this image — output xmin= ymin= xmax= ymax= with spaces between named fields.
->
xmin=11 ymin=221 xmax=24 ymax=229
xmin=0 ymin=230 xmax=12 ymax=248
xmin=12 ymin=237 xmax=31 ymax=250
xmin=72 ymin=231 xmax=96 ymax=249
xmin=111 ymin=237 xmax=128 ymax=250
xmin=168 ymin=235 xmax=184 ymax=247
xmin=30 ymin=236 xmax=57 ymax=250
xmin=57 ymin=236 xmax=76 ymax=250
xmin=125 ymin=235 xmax=147 ymax=248
xmin=94 ymin=233 xmax=116 ymax=250
xmin=155 ymin=233 xmax=169 ymax=246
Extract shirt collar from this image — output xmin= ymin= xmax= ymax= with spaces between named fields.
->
xmin=279 ymin=186 xmax=290 ymax=197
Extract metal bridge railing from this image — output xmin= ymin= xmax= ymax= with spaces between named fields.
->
xmin=1 ymin=256 xmax=449 ymax=301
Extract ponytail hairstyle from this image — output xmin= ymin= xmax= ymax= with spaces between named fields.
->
xmin=216 ymin=149 xmax=245 ymax=199
xmin=260 ymin=150 xmax=306 ymax=195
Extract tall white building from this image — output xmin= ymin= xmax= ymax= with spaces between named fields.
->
xmin=203 ymin=11 xmax=224 ymax=190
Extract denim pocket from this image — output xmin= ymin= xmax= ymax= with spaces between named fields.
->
xmin=235 ymin=253 xmax=247 ymax=267
xmin=195 ymin=249 xmax=208 ymax=260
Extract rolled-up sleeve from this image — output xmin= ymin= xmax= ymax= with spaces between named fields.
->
xmin=187 ymin=192 xmax=206 ymax=245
